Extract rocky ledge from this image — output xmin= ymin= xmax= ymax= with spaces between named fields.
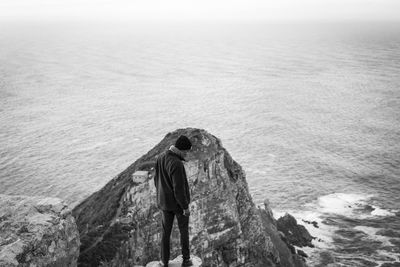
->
xmin=0 ymin=194 xmax=80 ymax=266
xmin=73 ymin=128 xmax=310 ymax=267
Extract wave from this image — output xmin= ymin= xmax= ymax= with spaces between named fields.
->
xmin=274 ymin=192 xmax=400 ymax=266
xmin=307 ymin=192 xmax=397 ymax=219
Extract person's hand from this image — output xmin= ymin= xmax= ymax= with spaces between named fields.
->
xmin=183 ymin=208 xmax=190 ymax=217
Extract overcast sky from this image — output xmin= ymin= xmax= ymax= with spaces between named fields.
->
xmin=1 ymin=0 xmax=399 ymax=21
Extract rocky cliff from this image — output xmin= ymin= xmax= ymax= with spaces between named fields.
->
xmin=72 ymin=128 xmax=308 ymax=267
xmin=0 ymin=194 xmax=80 ymax=266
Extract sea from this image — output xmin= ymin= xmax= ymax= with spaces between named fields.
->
xmin=0 ymin=20 xmax=399 ymax=266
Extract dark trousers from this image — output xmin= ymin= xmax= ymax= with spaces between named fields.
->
xmin=161 ymin=209 xmax=190 ymax=264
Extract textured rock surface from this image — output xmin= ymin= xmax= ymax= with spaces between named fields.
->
xmin=146 ymin=255 xmax=202 ymax=267
xmin=0 ymin=194 xmax=80 ymax=266
xmin=277 ymin=213 xmax=315 ymax=248
xmin=73 ymin=128 xmax=308 ymax=267
xmin=258 ymin=201 xmax=307 ymax=267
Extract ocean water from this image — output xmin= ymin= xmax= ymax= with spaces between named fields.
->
xmin=1 ymin=20 xmax=399 ymax=266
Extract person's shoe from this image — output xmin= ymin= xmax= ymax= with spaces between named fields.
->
xmin=181 ymin=258 xmax=193 ymax=267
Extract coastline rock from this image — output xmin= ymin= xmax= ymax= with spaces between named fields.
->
xmin=302 ymin=220 xmax=319 ymax=228
xmin=261 ymin=199 xmax=276 ymax=226
xmin=296 ymin=250 xmax=308 ymax=258
xmin=0 ymin=194 xmax=80 ymax=266
xmin=277 ymin=213 xmax=314 ymax=248
xmin=258 ymin=210 xmax=306 ymax=266
xmin=73 ymin=128 xmax=308 ymax=266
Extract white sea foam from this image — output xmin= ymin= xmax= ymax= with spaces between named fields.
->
xmin=354 ymin=225 xmax=378 ymax=236
xmin=371 ymin=206 xmax=396 ymax=217
xmin=305 ymin=193 xmax=396 ymax=219
xmin=312 ymin=193 xmax=372 ymax=216
xmin=273 ymin=192 xmax=398 ymax=263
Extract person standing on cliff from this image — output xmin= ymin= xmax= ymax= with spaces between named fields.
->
xmin=154 ymin=135 xmax=193 ymax=267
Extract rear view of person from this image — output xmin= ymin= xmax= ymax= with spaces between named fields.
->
xmin=154 ymin=135 xmax=193 ymax=267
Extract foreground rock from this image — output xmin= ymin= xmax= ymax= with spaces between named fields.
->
xmin=277 ymin=213 xmax=315 ymax=248
xmin=73 ymin=128 xmax=307 ymax=266
xmin=0 ymin=194 xmax=80 ymax=266
xmin=146 ymin=255 xmax=202 ymax=267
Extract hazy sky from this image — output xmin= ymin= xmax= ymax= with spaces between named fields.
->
xmin=1 ymin=0 xmax=399 ymax=21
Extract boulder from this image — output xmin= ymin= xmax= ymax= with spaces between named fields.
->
xmin=73 ymin=128 xmax=308 ymax=266
xmin=0 ymin=194 xmax=80 ymax=266
xmin=277 ymin=213 xmax=314 ymax=248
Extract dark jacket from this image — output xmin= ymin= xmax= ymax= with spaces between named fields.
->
xmin=154 ymin=150 xmax=190 ymax=211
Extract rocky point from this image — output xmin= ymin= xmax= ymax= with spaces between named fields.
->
xmin=72 ymin=128 xmax=310 ymax=267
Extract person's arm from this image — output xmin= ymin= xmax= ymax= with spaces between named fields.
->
xmin=170 ymin=161 xmax=189 ymax=210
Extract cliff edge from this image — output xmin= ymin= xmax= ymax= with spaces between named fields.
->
xmin=0 ymin=194 xmax=80 ymax=266
xmin=72 ymin=128 xmax=307 ymax=267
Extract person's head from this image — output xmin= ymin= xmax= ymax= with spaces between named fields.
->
xmin=175 ymin=135 xmax=192 ymax=157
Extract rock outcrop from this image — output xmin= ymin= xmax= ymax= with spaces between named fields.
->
xmin=277 ymin=214 xmax=315 ymax=248
xmin=73 ymin=128 xmax=307 ymax=267
xmin=0 ymin=194 xmax=80 ymax=266
xmin=258 ymin=201 xmax=308 ymax=267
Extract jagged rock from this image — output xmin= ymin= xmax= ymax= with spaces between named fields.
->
xmin=261 ymin=198 xmax=276 ymax=226
xmin=277 ymin=213 xmax=315 ymax=248
xmin=146 ymin=255 xmax=202 ymax=267
xmin=258 ymin=207 xmax=305 ymax=266
xmin=0 ymin=194 xmax=80 ymax=266
xmin=288 ymin=244 xmax=296 ymax=255
xmin=302 ymin=220 xmax=319 ymax=228
xmin=296 ymin=250 xmax=308 ymax=258
xmin=73 ymin=128 xmax=308 ymax=267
